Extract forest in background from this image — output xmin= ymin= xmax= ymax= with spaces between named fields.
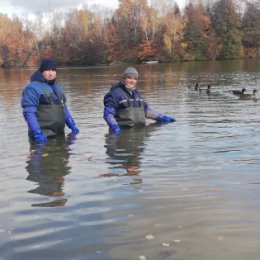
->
xmin=0 ymin=0 xmax=259 ymax=68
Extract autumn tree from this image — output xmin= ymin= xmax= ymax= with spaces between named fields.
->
xmin=153 ymin=1 xmax=186 ymax=61
xmin=52 ymin=7 xmax=106 ymax=65
xmin=182 ymin=1 xmax=218 ymax=61
xmin=138 ymin=40 xmax=157 ymax=61
xmin=241 ymin=0 xmax=260 ymax=57
xmin=210 ymin=0 xmax=242 ymax=59
xmin=1 ymin=0 xmax=259 ymax=68
xmin=105 ymin=0 xmax=151 ymax=63
xmin=0 ymin=14 xmax=37 ymax=68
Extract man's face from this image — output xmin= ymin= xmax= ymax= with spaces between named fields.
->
xmin=123 ymin=76 xmax=138 ymax=90
xmin=42 ymin=70 xmax=56 ymax=81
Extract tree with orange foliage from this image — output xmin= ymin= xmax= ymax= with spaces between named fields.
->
xmin=156 ymin=2 xmax=186 ymax=61
xmin=105 ymin=0 xmax=151 ymax=63
xmin=138 ymin=40 xmax=157 ymax=61
xmin=0 ymin=14 xmax=37 ymax=68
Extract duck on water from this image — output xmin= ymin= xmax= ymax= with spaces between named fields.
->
xmin=232 ymin=88 xmax=246 ymax=95
xmin=239 ymin=89 xmax=257 ymax=100
xmin=199 ymin=85 xmax=211 ymax=94
xmin=188 ymin=83 xmax=199 ymax=90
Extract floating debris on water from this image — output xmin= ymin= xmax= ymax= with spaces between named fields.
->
xmin=172 ymin=239 xmax=182 ymax=243
xmin=145 ymin=234 xmax=154 ymax=240
xmin=138 ymin=256 xmax=146 ymax=260
xmin=162 ymin=242 xmax=170 ymax=247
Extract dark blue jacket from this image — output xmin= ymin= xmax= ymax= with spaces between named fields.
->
xmin=104 ymin=81 xmax=149 ymax=112
xmin=103 ymin=81 xmax=162 ymax=130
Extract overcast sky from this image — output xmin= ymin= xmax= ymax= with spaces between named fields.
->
xmin=1 ymin=0 xmax=118 ymax=16
xmin=2 ymin=0 xmax=186 ymax=17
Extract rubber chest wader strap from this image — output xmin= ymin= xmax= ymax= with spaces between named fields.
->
xmin=35 ymin=82 xmax=65 ymax=137
xmin=34 ymin=82 xmax=55 ymax=105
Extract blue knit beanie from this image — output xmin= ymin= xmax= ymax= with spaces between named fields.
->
xmin=40 ymin=59 xmax=57 ymax=73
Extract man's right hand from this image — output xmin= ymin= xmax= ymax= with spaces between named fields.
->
xmin=35 ymin=133 xmax=47 ymax=143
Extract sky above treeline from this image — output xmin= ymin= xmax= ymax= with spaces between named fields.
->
xmin=2 ymin=0 xmax=186 ymax=17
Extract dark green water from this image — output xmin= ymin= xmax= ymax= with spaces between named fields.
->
xmin=0 ymin=60 xmax=260 ymax=260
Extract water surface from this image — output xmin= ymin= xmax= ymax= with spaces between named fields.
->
xmin=0 ymin=60 xmax=260 ymax=260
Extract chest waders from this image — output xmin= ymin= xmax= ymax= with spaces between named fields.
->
xmin=37 ymin=84 xmax=65 ymax=137
xmin=115 ymin=88 xmax=146 ymax=127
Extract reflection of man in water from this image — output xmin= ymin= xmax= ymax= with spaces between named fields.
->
xmin=26 ymin=134 xmax=75 ymax=207
xmin=104 ymin=123 xmax=159 ymax=177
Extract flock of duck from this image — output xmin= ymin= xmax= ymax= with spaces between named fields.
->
xmin=188 ymin=83 xmax=258 ymax=100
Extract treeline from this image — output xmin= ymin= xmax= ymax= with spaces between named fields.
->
xmin=0 ymin=0 xmax=260 ymax=68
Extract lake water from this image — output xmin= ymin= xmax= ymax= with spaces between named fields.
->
xmin=0 ymin=60 xmax=260 ymax=260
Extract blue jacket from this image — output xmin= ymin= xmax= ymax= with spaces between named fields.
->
xmin=21 ymin=69 xmax=76 ymax=138
xmin=22 ymin=69 xmax=66 ymax=107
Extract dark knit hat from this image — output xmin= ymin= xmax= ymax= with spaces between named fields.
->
xmin=40 ymin=58 xmax=57 ymax=73
xmin=122 ymin=67 xmax=139 ymax=78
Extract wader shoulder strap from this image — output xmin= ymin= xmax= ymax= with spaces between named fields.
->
xmin=32 ymin=81 xmax=54 ymax=104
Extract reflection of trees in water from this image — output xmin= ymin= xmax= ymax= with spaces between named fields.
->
xmin=0 ymin=70 xmax=29 ymax=106
xmin=26 ymin=134 xmax=76 ymax=207
xmin=103 ymin=123 xmax=160 ymax=177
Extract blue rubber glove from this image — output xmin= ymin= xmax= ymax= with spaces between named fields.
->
xmin=111 ymin=124 xmax=121 ymax=134
xmin=156 ymin=114 xmax=176 ymax=123
xmin=71 ymin=125 xmax=79 ymax=134
xmin=23 ymin=106 xmax=43 ymax=137
xmin=103 ymin=107 xmax=121 ymax=133
xmin=64 ymin=105 xmax=79 ymax=135
xmin=34 ymin=133 xmax=47 ymax=144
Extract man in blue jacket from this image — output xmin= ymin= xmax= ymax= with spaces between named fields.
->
xmin=103 ymin=67 xmax=175 ymax=133
xmin=21 ymin=58 xmax=79 ymax=143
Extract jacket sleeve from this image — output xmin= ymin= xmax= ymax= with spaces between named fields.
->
xmin=103 ymin=90 xmax=120 ymax=111
xmin=103 ymin=91 xmax=121 ymax=132
xmin=21 ymin=85 xmax=39 ymax=107
xmin=21 ymin=85 xmax=43 ymax=137
xmin=103 ymin=107 xmax=117 ymax=126
xmin=145 ymin=104 xmax=175 ymax=123
xmin=103 ymin=107 xmax=121 ymax=133
xmin=144 ymin=104 xmax=161 ymax=120
xmin=64 ymin=105 xmax=76 ymax=129
xmin=103 ymin=90 xmax=119 ymax=126
xmin=22 ymin=106 xmax=42 ymax=136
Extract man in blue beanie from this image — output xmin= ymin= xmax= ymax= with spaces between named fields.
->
xmin=21 ymin=58 xmax=79 ymax=143
xmin=103 ymin=67 xmax=176 ymax=133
